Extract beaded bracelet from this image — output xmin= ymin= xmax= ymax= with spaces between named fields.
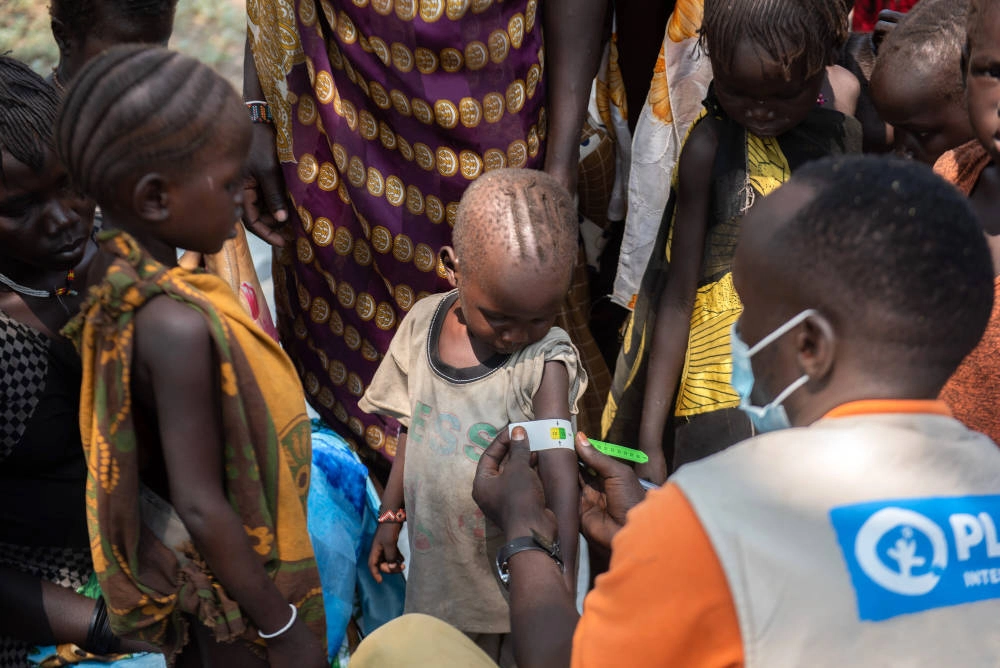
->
xmin=378 ymin=508 xmax=406 ymax=523
xmin=246 ymin=100 xmax=273 ymax=124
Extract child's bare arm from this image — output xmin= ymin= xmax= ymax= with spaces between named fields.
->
xmin=134 ymin=298 xmax=323 ymax=665
xmin=825 ymin=64 xmax=861 ymax=117
xmin=368 ymin=431 xmax=407 ymax=583
xmin=532 ymin=360 xmax=579 ymax=592
xmin=638 ymin=120 xmax=720 ymax=483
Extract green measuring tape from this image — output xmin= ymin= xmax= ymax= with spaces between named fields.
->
xmin=588 ymin=439 xmax=649 ymax=464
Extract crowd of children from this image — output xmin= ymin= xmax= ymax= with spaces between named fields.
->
xmin=3 ymin=0 xmax=1000 ymax=664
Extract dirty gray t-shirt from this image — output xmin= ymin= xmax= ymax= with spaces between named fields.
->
xmin=360 ymin=290 xmax=586 ymax=633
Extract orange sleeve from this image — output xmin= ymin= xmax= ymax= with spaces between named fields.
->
xmin=571 ymin=483 xmax=743 ymax=668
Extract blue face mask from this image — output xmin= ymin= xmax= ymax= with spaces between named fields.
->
xmin=730 ymin=309 xmax=818 ymax=433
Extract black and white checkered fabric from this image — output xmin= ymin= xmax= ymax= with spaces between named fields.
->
xmin=0 ymin=312 xmax=49 ymax=461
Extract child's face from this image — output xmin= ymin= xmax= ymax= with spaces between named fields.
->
xmin=161 ymin=128 xmax=250 ymax=254
xmin=870 ymin=68 xmax=972 ymax=164
xmin=966 ymin=19 xmax=1000 ymax=163
xmin=455 ymin=260 xmax=567 ymax=355
xmin=0 ymin=149 xmax=95 ymax=272
xmin=713 ymin=39 xmax=826 ymax=138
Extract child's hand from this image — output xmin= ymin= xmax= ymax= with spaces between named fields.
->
xmin=266 ymin=617 xmax=327 ymax=668
xmin=634 ymin=455 xmax=668 ymax=486
xmin=368 ymin=522 xmax=405 ymax=583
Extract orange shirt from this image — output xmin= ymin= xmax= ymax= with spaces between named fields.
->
xmin=570 ymin=400 xmax=951 ymax=667
xmin=571 ymin=483 xmax=743 ymax=667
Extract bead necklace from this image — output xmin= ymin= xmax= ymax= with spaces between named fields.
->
xmin=0 ymin=269 xmax=77 ymax=298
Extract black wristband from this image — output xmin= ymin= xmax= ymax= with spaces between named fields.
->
xmin=84 ymin=597 xmax=122 ymax=656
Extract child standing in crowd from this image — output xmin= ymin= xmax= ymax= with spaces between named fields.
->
xmin=603 ymin=0 xmax=863 ymax=482
xmin=870 ymin=0 xmax=973 ymax=164
xmin=934 ymin=0 xmax=1000 ymax=445
xmin=48 ymin=0 xmax=177 ymax=92
xmin=54 ymin=45 xmax=325 ymax=667
xmin=360 ymin=169 xmax=586 ymax=667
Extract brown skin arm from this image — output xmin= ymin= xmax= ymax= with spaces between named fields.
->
xmin=242 ymin=38 xmax=290 ymax=247
xmin=531 ymin=361 xmax=580 ymax=593
xmin=637 ymin=119 xmax=719 ymax=483
xmin=0 ymin=567 xmax=151 ymax=653
xmin=473 ymin=429 xmax=577 ymax=667
xmin=823 ymin=65 xmax=861 ymax=117
xmin=473 ymin=430 xmax=649 ymax=667
xmin=542 ymin=0 xmax=609 ymax=193
xmin=368 ymin=431 xmax=407 ymax=582
xmin=134 ymin=297 xmax=324 ymax=667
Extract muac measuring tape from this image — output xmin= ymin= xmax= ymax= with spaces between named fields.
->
xmin=508 ymin=419 xmax=648 ymax=463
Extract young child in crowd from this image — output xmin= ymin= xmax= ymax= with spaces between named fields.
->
xmin=870 ymin=0 xmax=973 ymax=164
xmin=53 ymin=45 xmax=326 ymax=667
xmin=47 ymin=0 xmax=278 ymax=338
xmin=603 ymin=0 xmax=863 ymax=482
xmin=360 ymin=168 xmax=586 ymax=666
xmin=48 ymin=0 xmax=177 ymax=92
xmin=933 ymin=0 xmax=1000 ymax=445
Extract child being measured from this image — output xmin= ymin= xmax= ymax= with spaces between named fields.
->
xmin=54 ymin=45 xmax=326 ymax=667
xmin=604 ymin=0 xmax=863 ymax=481
xmin=360 ymin=168 xmax=586 ymax=667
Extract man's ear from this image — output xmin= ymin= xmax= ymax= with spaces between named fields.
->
xmin=440 ymin=246 xmax=459 ymax=289
xmin=51 ymin=18 xmax=74 ymax=60
xmin=132 ymin=174 xmax=171 ymax=222
xmin=795 ymin=313 xmax=836 ymax=382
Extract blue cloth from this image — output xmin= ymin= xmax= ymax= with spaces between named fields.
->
xmin=308 ymin=422 xmax=405 ymax=658
xmin=28 ymin=648 xmax=166 ymax=667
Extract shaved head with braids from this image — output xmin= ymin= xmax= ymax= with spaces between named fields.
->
xmin=0 ymin=56 xmax=61 ymax=180
xmin=442 ymin=168 xmax=577 ymax=355
xmin=701 ymin=0 xmax=848 ymax=81
xmin=452 ymin=168 xmax=577 ymax=282
xmin=54 ymin=45 xmax=247 ymax=211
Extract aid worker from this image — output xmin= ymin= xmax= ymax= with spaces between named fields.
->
xmin=354 ymin=156 xmax=1000 ymax=666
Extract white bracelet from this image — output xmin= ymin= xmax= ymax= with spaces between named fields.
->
xmin=258 ymin=603 xmax=297 ymax=639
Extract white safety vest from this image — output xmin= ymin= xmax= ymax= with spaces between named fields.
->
xmin=673 ymin=412 xmax=1000 ymax=666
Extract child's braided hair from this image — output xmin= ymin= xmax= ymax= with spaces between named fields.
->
xmin=701 ymin=0 xmax=849 ymax=81
xmin=0 ymin=56 xmax=61 ymax=181
xmin=54 ymin=45 xmax=242 ymax=208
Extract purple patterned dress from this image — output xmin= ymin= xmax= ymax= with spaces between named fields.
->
xmin=248 ymin=0 xmax=548 ymax=455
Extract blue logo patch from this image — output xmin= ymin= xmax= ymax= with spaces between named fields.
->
xmin=830 ymin=495 xmax=1000 ymax=621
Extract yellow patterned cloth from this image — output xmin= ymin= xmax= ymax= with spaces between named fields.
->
xmin=613 ymin=0 xmax=711 ymax=308
xmin=603 ymin=85 xmax=863 ymax=451
xmin=63 ymin=231 xmax=324 ymax=661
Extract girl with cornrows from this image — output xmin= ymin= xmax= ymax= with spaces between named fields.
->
xmin=54 ymin=45 xmax=326 ymax=667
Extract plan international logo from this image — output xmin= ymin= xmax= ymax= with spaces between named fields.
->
xmin=830 ymin=495 xmax=1000 ymax=621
